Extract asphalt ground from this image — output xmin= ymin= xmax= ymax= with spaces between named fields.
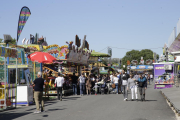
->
xmin=0 ymin=84 xmax=176 ymax=120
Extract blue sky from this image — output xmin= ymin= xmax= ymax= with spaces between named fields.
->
xmin=0 ymin=0 xmax=180 ymax=58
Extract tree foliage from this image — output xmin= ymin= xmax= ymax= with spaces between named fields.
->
xmin=0 ymin=38 xmax=3 ymax=43
xmin=101 ymin=58 xmax=109 ymax=66
xmin=0 ymin=38 xmax=16 ymax=45
xmin=121 ymin=49 xmax=159 ymax=69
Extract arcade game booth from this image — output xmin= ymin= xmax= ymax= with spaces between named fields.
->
xmin=153 ymin=62 xmax=174 ymax=89
xmin=0 ymin=46 xmax=18 ymax=110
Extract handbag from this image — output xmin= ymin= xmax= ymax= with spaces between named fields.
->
xmin=112 ymin=83 xmax=116 ymax=88
xmin=122 ymin=80 xmax=127 ymax=85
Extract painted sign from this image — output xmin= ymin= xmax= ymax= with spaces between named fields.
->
xmin=139 ymin=65 xmax=146 ymax=69
xmin=131 ymin=66 xmax=136 ymax=69
xmin=168 ymin=55 xmax=174 ymax=62
xmin=131 ymin=65 xmax=153 ymax=70
xmin=43 ymin=44 xmax=69 ymax=60
xmin=148 ymin=66 xmax=153 ymax=69
xmin=0 ymin=47 xmax=18 ymax=58
xmin=154 ymin=64 xmax=174 ymax=85
xmin=67 ymin=49 xmax=90 ymax=65
xmin=8 ymin=65 xmax=28 ymax=68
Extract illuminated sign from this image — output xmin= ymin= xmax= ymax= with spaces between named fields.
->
xmin=155 ymin=67 xmax=164 ymax=70
xmin=8 ymin=65 xmax=29 ymax=68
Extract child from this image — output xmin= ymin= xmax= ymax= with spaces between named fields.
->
xmin=94 ymin=83 xmax=99 ymax=95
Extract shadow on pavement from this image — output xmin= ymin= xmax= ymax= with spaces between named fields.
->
xmin=0 ymin=112 xmax=32 ymax=120
xmin=47 ymin=108 xmax=66 ymax=111
xmin=42 ymin=115 xmax=48 ymax=117
xmin=26 ymin=108 xmax=36 ymax=111
xmin=145 ymin=100 xmax=157 ymax=102
xmin=62 ymin=97 xmax=81 ymax=101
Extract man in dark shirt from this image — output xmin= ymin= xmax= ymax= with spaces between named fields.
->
xmin=71 ymin=73 xmax=78 ymax=95
xmin=33 ymin=72 xmax=45 ymax=113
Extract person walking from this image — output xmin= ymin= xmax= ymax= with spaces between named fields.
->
xmin=78 ymin=73 xmax=86 ymax=96
xmin=55 ymin=73 xmax=64 ymax=101
xmin=117 ymin=72 xmax=122 ymax=94
xmin=127 ymin=74 xmax=138 ymax=101
xmin=110 ymin=73 xmax=113 ymax=83
xmin=121 ymin=70 xmax=129 ymax=101
xmin=90 ymin=75 xmax=96 ymax=90
xmin=113 ymin=74 xmax=119 ymax=94
xmin=150 ymin=74 xmax=153 ymax=82
xmin=105 ymin=75 xmax=111 ymax=94
xmin=147 ymin=74 xmax=151 ymax=85
xmin=33 ymin=72 xmax=45 ymax=113
xmin=71 ymin=73 xmax=78 ymax=95
xmin=134 ymin=73 xmax=139 ymax=81
xmin=137 ymin=74 xmax=147 ymax=102
xmin=86 ymin=75 xmax=92 ymax=95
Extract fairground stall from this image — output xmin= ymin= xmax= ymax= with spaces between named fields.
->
xmin=153 ymin=62 xmax=174 ymax=89
xmin=88 ymin=50 xmax=111 ymax=75
xmin=130 ymin=65 xmax=154 ymax=74
xmin=26 ymin=35 xmax=91 ymax=96
xmin=0 ymin=46 xmax=18 ymax=110
xmin=7 ymin=46 xmax=34 ymax=106
xmin=171 ymin=51 xmax=180 ymax=87
xmin=42 ymin=44 xmax=69 ymax=95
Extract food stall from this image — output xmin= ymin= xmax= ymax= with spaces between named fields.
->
xmin=153 ymin=62 xmax=174 ymax=89
xmin=0 ymin=47 xmax=18 ymax=110
xmin=89 ymin=50 xmax=111 ymax=75
xmin=130 ymin=65 xmax=154 ymax=74
xmin=42 ymin=35 xmax=91 ymax=95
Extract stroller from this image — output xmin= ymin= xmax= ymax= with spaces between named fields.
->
xmin=106 ymin=82 xmax=114 ymax=94
xmin=100 ymin=82 xmax=108 ymax=95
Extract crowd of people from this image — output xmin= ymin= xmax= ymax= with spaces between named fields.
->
xmin=69 ymin=70 xmax=153 ymax=102
xmin=32 ymin=70 xmax=154 ymax=113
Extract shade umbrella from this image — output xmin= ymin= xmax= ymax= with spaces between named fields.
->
xmin=28 ymin=52 xmax=56 ymax=63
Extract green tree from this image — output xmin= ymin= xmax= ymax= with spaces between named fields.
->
xmin=9 ymin=38 xmax=17 ymax=45
xmin=121 ymin=49 xmax=159 ymax=70
xmin=101 ymin=57 xmax=109 ymax=66
xmin=0 ymin=38 xmax=3 ymax=43
xmin=0 ymin=38 xmax=16 ymax=45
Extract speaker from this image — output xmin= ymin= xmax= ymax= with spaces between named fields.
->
xmin=3 ymin=34 xmax=12 ymax=45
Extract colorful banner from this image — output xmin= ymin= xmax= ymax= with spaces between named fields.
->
xmin=130 ymin=65 xmax=153 ymax=70
xmin=0 ymin=47 xmax=17 ymax=58
xmin=43 ymin=44 xmax=69 ymax=59
xmin=17 ymin=6 xmax=31 ymax=42
xmin=154 ymin=64 xmax=174 ymax=85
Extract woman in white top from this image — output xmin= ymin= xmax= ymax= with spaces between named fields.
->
xmin=113 ymin=74 xmax=119 ymax=94
xmin=127 ymin=74 xmax=138 ymax=101
xmin=110 ymin=74 xmax=113 ymax=83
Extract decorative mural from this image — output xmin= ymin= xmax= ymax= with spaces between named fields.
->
xmin=43 ymin=44 xmax=69 ymax=60
xmin=0 ymin=47 xmax=18 ymax=58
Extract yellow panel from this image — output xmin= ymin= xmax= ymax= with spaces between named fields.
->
xmin=0 ymin=85 xmax=5 ymax=99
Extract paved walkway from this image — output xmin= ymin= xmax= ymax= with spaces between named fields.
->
xmin=161 ymin=86 xmax=180 ymax=114
xmin=0 ymin=84 xmax=176 ymax=120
